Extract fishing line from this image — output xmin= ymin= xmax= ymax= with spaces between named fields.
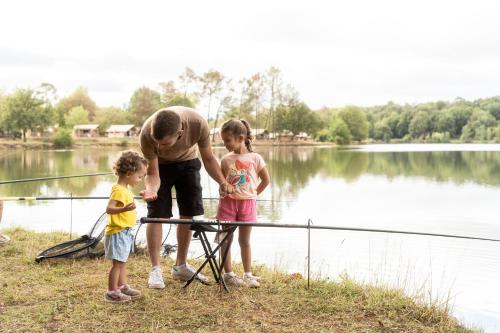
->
xmin=141 ymin=218 xmax=500 ymax=243
xmin=0 ymin=172 xmax=113 ymax=185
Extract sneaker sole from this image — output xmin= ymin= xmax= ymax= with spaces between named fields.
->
xmin=148 ymin=283 xmax=165 ymax=289
xmin=172 ymin=275 xmax=209 ymax=284
xmin=105 ymin=297 xmax=131 ymax=303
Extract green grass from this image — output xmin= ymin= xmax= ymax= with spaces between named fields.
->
xmin=0 ymin=228 xmax=477 ymax=333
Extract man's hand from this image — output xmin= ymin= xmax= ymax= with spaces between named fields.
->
xmin=140 ymin=189 xmax=158 ymax=202
xmin=219 ymin=182 xmax=234 ymax=197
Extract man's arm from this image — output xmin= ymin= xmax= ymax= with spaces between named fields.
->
xmin=141 ymin=158 xmax=160 ymax=201
xmin=199 ymin=145 xmax=233 ymax=195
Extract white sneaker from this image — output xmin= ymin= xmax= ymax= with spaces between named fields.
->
xmin=223 ymin=273 xmax=244 ymax=287
xmin=171 ymin=264 xmax=209 ymax=283
xmin=148 ymin=266 xmax=165 ymax=289
xmin=244 ymin=275 xmax=261 ymax=288
xmin=0 ymin=233 xmax=10 ymax=246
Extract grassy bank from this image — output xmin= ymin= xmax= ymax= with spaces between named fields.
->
xmin=0 ymin=228 xmax=475 ymax=333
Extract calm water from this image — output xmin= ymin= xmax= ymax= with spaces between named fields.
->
xmin=1 ymin=144 xmax=499 ymax=332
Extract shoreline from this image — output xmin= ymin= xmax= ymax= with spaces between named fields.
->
xmin=0 ymin=138 xmax=336 ymax=150
xmin=1 ymin=137 xmax=499 ymax=151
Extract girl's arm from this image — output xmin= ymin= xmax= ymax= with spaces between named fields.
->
xmin=106 ymin=199 xmax=136 ymax=215
xmin=256 ymin=166 xmax=270 ymax=195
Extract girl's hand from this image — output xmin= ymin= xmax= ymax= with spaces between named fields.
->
xmin=140 ymin=189 xmax=157 ymax=201
xmin=123 ymin=202 xmax=136 ymax=212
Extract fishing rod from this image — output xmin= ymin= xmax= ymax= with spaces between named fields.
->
xmin=0 ymin=196 xmax=290 ymax=203
xmin=0 ymin=172 xmax=113 ymax=185
xmin=141 ymin=218 xmax=500 ymax=243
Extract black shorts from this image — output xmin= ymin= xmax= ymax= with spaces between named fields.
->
xmin=147 ymin=158 xmax=204 ymax=218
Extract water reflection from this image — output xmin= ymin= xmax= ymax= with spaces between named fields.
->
xmin=2 ymin=146 xmax=500 ymax=212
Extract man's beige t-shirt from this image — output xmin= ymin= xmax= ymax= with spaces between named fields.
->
xmin=139 ymin=106 xmax=210 ymax=164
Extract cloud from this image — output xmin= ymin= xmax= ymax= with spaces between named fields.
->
xmin=1 ymin=0 xmax=500 ymax=108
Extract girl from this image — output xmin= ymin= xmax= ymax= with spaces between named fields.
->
xmin=105 ymin=151 xmax=147 ymax=303
xmin=217 ymin=119 xmax=270 ymax=288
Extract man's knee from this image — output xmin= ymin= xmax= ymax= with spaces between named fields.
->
xmin=146 ymin=224 xmax=163 ymax=239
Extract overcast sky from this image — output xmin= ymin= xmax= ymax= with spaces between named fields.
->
xmin=1 ymin=0 xmax=500 ymax=110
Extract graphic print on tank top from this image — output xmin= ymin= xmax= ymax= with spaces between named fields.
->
xmin=227 ymin=159 xmax=252 ymax=192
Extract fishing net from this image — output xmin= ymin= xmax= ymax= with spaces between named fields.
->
xmin=35 ymin=211 xmax=176 ymax=262
xmin=35 ymin=212 xmax=107 ymax=262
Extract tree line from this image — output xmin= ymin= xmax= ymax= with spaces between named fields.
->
xmin=1 ymin=67 xmax=499 ymax=144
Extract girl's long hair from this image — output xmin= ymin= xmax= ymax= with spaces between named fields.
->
xmin=220 ymin=119 xmax=253 ymax=152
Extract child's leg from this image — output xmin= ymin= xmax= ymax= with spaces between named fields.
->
xmin=118 ymin=263 xmax=127 ymax=288
xmin=221 ymin=231 xmax=233 ymax=273
xmin=108 ymin=260 xmax=126 ymax=291
xmin=238 ymin=226 xmax=252 ymax=273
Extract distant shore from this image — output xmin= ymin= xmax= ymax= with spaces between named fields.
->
xmin=0 ymin=137 xmax=335 ymax=150
xmin=2 ymin=137 xmax=498 ymax=151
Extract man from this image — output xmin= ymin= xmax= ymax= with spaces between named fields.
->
xmin=139 ymin=106 xmax=233 ymax=288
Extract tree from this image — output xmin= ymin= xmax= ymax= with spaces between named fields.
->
xmin=164 ymin=95 xmax=195 ymax=108
xmin=3 ymin=88 xmax=53 ymax=141
xmin=291 ymin=102 xmax=321 ymax=136
xmin=460 ymin=124 xmax=474 ymax=142
xmin=37 ymin=83 xmax=58 ymax=106
xmin=0 ymin=93 xmax=9 ymax=133
xmin=274 ymin=102 xmax=321 ymax=136
xmin=94 ymin=106 xmax=130 ymax=135
xmin=458 ymin=108 xmax=497 ymax=141
xmin=373 ymin=120 xmax=392 ymax=142
xmin=409 ymin=111 xmax=431 ymax=138
xmin=64 ymin=106 xmax=90 ymax=128
xmin=235 ymin=77 xmax=257 ymax=122
xmin=60 ymin=87 xmax=98 ymax=121
xmin=394 ymin=109 xmax=412 ymax=138
xmin=487 ymin=102 xmax=500 ymax=120
xmin=435 ymin=110 xmax=455 ymax=134
xmin=178 ymin=67 xmax=199 ymax=102
xmin=329 ymin=117 xmax=351 ymax=145
xmin=244 ymin=73 xmax=265 ymax=130
xmin=212 ymin=95 xmax=234 ymax=141
xmin=444 ymin=105 xmax=473 ymax=137
xmin=127 ymin=86 xmax=162 ymax=126
xmin=468 ymin=108 xmax=497 ymax=128
xmin=337 ymin=106 xmax=369 ymax=141
xmin=265 ymin=67 xmax=284 ymax=133
xmin=199 ymin=70 xmax=225 ymax=122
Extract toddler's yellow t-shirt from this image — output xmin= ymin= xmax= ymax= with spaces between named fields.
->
xmin=105 ymin=184 xmax=136 ymax=235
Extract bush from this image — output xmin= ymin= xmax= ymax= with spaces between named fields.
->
xmin=402 ymin=134 xmax=412 ymax=143
xmin=330 ymin=118 xmax=351 ymax=145
xmin=52 ymin=129 xmax=73 ymax=148
xmin=427 ymin=132 xmax=451 ymax=143
xmin=316 ymin=129 xmax=332 ymax=142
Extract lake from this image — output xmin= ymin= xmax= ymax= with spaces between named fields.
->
xmin=1 ymin=144 xmax=499 ymax=332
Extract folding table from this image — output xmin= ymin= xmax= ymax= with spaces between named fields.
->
xmin=183 ymin=222 xmax=238 ymax=292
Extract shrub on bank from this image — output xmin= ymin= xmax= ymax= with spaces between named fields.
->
xmin=52 ymin=129 xmax=73 ymax=148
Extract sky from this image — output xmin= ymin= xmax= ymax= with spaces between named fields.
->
xmin=1 ymin=0 xmax=500 ymax=110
